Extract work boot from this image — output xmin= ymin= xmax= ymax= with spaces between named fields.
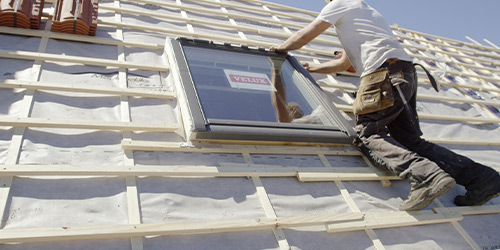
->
xmin=400 ymin=172 xmax=456 ymax=211
xmin=454 ymin=173 xmax=500 ymax=206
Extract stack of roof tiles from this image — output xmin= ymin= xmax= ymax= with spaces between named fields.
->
xmin=0 ymin=0 xmax=45 ymax=29
xmin=51 ymin=0 xmax=98 ymax=36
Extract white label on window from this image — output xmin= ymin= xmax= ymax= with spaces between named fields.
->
xmin=224 ymin=69 xmax=276 ymax=92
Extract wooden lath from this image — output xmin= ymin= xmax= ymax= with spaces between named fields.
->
xmin=2 ymin=206 xmax=498 ymax=245
xmin=187 ymin=0 xmax=316 ymax=23
xmin=0 ymin=49 xmax=169 ymax=71
xmin=0 ymin=79 xmax=175 ymax=99
xmin=0 ymin=212 xmax=365 ymax=244
xmin=327 ymin=210 xmax=463 ymax=233
xmin=393 ymin=25 xmax=500 ymax=56
xmin=318 ymin=80 xmax=500 ymax=106
xmin=0 ymin=163 xmax=398 ymax=181
xmin=121 ymin=140 xmax=360 ymax=155
xmin=335 ymin=104 xmax=500 ymax=125
xmin=0 ymin=26 xmax=163 ymax=50
xmin=0 ymin=116 xmax=179 ymax=132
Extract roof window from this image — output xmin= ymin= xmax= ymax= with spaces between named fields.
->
xmin=167 ymin=37 xmax=355 ymax=144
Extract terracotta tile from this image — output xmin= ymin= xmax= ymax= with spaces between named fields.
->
xmin=51 ymin=0 xmax=98 ymax=36
xmin=0 ymin=0 xmax=45 ymax=29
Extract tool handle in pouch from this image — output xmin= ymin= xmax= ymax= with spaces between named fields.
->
xmin=353 ymin=68 xmax=394 ymax=115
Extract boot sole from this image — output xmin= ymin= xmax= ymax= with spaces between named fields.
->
xmin=400 ymin=178 xmax=456 ymax=211
xmin=455 ymin=183 xmax=500 ymax=206
xmin=469 ymin=191 xmax=500 ymax=206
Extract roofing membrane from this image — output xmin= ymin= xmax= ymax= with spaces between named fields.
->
xmin=0 ymin=0 xmax=499 ymax=249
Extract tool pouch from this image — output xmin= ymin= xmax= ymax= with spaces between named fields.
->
xmin=353 ymin=68 xmax=394 ymax=115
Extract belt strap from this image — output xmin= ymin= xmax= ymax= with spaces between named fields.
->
xmin=382 ymin=59 xmax=440 ymax=92
xmin=413 ymin=63 xmax=440 ymax=92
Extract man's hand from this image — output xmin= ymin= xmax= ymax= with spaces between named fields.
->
xmin=299 ymin=53 xmax=352 ymax=74
xmin=269 ymin=44 xmax=289 ymax=53
xmin=301 ymin=61 xmax=313 ymax=72
xmin=300 ymin=61 xmax=324 ymax=73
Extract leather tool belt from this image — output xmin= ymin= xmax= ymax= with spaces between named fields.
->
xmin=353 ymin=59 xmax=438 ymax=116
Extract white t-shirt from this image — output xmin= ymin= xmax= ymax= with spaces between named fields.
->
xmin=317 ymin=0 xmax=412 ymax=77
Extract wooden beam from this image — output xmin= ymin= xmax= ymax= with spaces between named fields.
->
xmin=122 ymin=0 xmax=306 ymax=31
xmin=320 ymin=80 xmax=500 ymax=102
xmin=98 ymin=5 xmax=339 ymax=48
xmin=98 ymin=20 xmax=337 ymax=57
xmin=0 ymin=79 xmax=175 ymax=99
xmin=297 ymin=171 xmax=399 ymax=182
xmin=121 ymin=140 xmax=360 ymax=155
xmin=0 ymin=213 xmax=364 ymax=244
xmin=433 ymin=205 xmax=500 ymax=216
xmin=0 ymin=164 xmax=397 ymax=180
xmin=327 ymin=210 xmax=463 ymax=233
xmin=417 ymin=93 xmax=500 ymax=107
xmin=0 ymin=49 xmax=169 ymax=72
xmin=194 ymin=0 xmax=314 ymax=22
xmin=0 ymin=26 xmax=163 ymax=50
xmin=431 ymin=199 xmax=481 ymax=250
xmin=422 ymin=137 xmax=500 ymax=147
xmin=335 ymin=104 xmax=500 ymax=124
xmin=0 ymin=117 xmax=179 ymax=132
xmin=392 ymin=25 xmax=500 ymax=56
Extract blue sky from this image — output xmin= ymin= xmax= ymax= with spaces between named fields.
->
xmin=264 ymin=0 xmax=500 ymax=48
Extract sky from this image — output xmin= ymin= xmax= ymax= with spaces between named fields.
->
xmin=263 ymin=0 xmax=500 ymax=48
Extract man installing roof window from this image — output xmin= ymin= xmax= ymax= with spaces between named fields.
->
xmin=271 ymin=0 xmax=500 ymax=211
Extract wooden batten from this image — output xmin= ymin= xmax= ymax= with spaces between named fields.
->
xmin=0 ymin=0 xmax=499 ymax=248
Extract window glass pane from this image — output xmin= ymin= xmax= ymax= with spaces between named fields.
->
xmin=182 ymin=46 xmax=335 ymax=127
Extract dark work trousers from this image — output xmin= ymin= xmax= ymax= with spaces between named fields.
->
xmin=355 ymin=63 xmax=482 ymax=189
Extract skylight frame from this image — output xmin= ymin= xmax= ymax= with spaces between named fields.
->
xmin=168 ymin=37 xmax=355 ymax=144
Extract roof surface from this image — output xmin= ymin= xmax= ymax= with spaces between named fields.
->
xmin=0 ymin=0 xmax=499 ymax=249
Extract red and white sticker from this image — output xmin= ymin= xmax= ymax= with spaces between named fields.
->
xmin=224 ymin=69 xmax=276 ymax=92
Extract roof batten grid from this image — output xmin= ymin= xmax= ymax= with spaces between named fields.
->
xmin=440 ymin=40 xmax=500 ymax=118
xmin=99 ymin=18 xmax=335 ymax=57
xmin=102 ymin=0 xmax=498 ymax=92
xmin=431 ymin=198 xmax=481 ymax=249
xmin=98 ymin=2 xmax=340 ymax=47
xmin=0 ymin=1 xmax=55 ymax=230
xmin=211 ymin=3 xmax=290 ymax=246
xmin=112 ymin=0 xmax=143 ymax=248
xmin=411 ymin=32 xmax=500 ymax=120
xmin=320 ymin=154 xmax=386 ymax=250
xmin=243 ymin=152 xmax=291 ymax=250
xmin=264 ymin=7 xmax=379 ymax=245
xmin=0 ymin=0 xmax=499 ymax=248
xmin=393 ymin=25 xmax=500 ymax=56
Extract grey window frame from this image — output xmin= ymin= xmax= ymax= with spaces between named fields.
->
xmin=169 ymin=37 xmax=356 ymax=144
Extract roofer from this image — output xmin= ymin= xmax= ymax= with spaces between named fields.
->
xmin=271 ymin=0 xmax=500 ymax=211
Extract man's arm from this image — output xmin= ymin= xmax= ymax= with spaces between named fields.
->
xmin=269 ymin=58 xmax=292 ymax=122
xmin=301 ymin=50 xmax=352 ymax=74
xmin=270 ymin=19 xmax=331 ymax=52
